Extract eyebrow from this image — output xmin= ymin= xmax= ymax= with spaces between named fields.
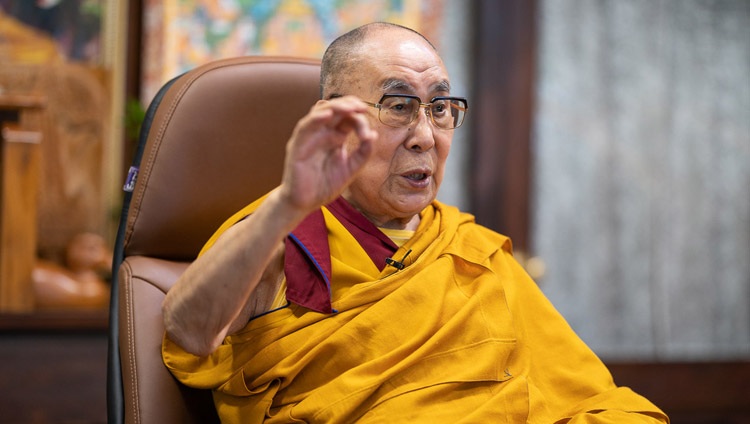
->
xmin=380 ymin=78 xmax=451 ymax=94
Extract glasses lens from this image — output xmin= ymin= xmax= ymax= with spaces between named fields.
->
xmin=431 ymin=98 xmax=467 ymax=129
xmin=379 ymin=96 xmax=419 ymax=127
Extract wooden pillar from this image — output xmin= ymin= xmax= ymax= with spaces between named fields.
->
xmin=470 ymin=0 xmax=537 ymax=253
xmin=0 ymin=95 xmax=44 ymax=312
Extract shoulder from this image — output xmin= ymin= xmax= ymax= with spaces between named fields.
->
xmin=459 ymin=220 xmax=512 ymax=252
xmin=432 ymin=200 xmax=513 ymax=263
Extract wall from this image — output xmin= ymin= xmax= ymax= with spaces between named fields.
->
xmin=436 ymin=0 xmax=473 ymax=211
xmin=532 ymin=0 xmax=749 ymax=360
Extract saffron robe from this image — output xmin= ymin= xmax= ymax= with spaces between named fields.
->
xmin=163 ymin=196 xmax=669 ymax=423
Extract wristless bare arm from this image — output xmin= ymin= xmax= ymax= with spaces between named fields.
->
xmin=162 ymin=97 xmax=377 ymax=356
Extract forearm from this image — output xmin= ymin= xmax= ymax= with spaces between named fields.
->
xmin=162 ymin=189 xmax=309 ymax=356
xmin=163 ymin=97 xmax=376 ymax=356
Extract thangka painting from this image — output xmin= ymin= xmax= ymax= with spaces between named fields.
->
xmin=0 ymin=0 xmax=105 ymax=64
xmin=141 ymin=0 xmax=443 ymax=102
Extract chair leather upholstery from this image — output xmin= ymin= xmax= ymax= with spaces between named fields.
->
xmin=113 ymin=56 xmax=321 ymax=424
xmin=118 ymin=257 xmax=215 ymax=423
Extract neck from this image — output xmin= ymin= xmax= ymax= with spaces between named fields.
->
xmin=337 ymin=195 xmax=422 ymax=230
xmin=363 ymin=210 xmax=421 ymax=231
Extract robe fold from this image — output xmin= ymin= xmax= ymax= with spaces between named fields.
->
xmin=163 ymin=195 xmax=668 ymax=423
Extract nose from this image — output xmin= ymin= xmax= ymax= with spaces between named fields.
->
xmin=405 ymin=105 xmax=436 ymax=152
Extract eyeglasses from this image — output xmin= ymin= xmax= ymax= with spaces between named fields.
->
xmin=363 ymin=94 xmax=468 ymax=130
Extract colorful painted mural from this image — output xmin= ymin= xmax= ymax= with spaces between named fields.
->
xmin=142 ymin=0 xmax=442 ymax=102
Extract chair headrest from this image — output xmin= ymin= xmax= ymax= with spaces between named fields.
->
xmin=123 ymin=56 xmax=321 ymax=260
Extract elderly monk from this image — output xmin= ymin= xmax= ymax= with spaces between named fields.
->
xmin=161 ymin=22 xmax=669 ymax=423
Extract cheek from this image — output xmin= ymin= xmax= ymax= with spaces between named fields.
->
xmin=361 ymin=162 xmax=392 ymax=191
xmin=350 ymin=157 xmax=389 ymax=194
xmin=433 ymin=138 xmax=452 ymax=183
xmin=368 ymin=136 xmax=401 ymax=174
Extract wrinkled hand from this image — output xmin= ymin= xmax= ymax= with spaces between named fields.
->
xmin=279 ymin=96 xmax=377 ymax=215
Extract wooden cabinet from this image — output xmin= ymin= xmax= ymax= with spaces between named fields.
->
xmin=0 ymin=94 xmax=44 ymax=312
xmin=0 ymin=311 xmax=107 ymax=423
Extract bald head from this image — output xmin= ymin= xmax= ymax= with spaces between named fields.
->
xmin=320 ymin=22 xmax=438 ymax=99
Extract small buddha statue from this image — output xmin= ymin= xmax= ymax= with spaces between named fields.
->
xmin=32 ymin=232 xmax=112 ymax=310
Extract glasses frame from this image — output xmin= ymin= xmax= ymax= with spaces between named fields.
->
xmin=363 ymin=94 xmax=469 ymax=130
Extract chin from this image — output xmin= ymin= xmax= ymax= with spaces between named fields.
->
xmin=395 ymin=194 xmax=434 ymax=215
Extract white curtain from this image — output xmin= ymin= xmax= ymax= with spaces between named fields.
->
xmin=532 ymin=0 xmax=750 ymax=360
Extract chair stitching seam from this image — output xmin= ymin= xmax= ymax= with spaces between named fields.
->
xmin=125 ymin=59 xmax=320 ymax=247
xmin=126 ymin=275 xmax=141 ymax=424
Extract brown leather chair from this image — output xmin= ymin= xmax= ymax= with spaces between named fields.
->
xmin=107 ymin=56 xmax=321 ymax=424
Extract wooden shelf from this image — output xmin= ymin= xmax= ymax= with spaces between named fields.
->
xmin=0 ymin=93 xmax=46 ymax=109
xmin=608 ymin=361 xmax=750 ymax=422
xmin=0 ymin=309 xmax=108 ymax=332
xmin=0 ymin=320 xmax=108 ymax=423
xmin=0 ymin=92 xmax=46 ymax=313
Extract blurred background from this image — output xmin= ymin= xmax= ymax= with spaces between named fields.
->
xmin=0 ymin=0 xmax=747 ymax=422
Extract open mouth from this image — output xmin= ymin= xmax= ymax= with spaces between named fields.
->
xmin=404 ymin=172 xmax=429 ymax=181
xmin=401 ymin=168 xmax=432 ymax=184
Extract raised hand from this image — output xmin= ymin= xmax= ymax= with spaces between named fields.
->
xmin=279 ymin=96 xmax=378 ymax=215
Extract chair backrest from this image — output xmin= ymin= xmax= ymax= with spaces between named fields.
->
xmin=107 ymin=56 xmax=321 ymax=424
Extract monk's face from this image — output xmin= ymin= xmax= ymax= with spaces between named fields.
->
xmin=341 ymin=29 xmax=453 ymax=229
